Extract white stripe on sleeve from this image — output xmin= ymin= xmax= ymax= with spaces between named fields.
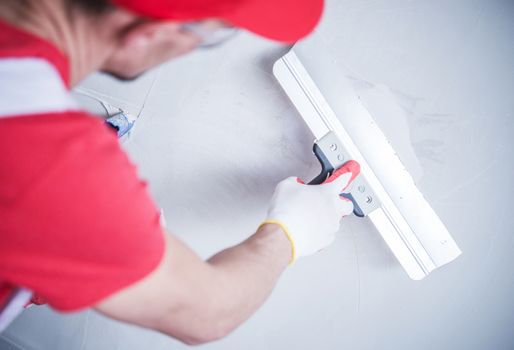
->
xmin=0 ymin=288 xmax=32 ymax=332
xmin=0 ymin=58 xmax=78 ymax=118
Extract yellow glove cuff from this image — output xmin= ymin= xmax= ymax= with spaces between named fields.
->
xmin=259 ymin=220 xmax=296 ymax=265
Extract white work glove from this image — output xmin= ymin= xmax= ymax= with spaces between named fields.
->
xmin=262 ymin=160 xmax=360 ymax=263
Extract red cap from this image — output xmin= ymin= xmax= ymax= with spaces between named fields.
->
xmin=112 ymin=0 xmax=324 ymax=43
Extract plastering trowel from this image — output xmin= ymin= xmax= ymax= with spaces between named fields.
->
xmin=273 ymin=46 xmax=461 ymax=280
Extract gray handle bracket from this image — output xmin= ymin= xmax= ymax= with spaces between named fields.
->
xmin=314 ymin=131 xmax=380 ymax=217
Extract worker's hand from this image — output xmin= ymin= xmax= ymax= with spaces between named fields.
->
xmin=262 ymin=160 xmax=360 ymax=263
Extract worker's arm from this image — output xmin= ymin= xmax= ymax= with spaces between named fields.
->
xmin=95 ymin=161 xmax=360 ymax=345
xmin=96 ymin=224 xmax=290 ymax=345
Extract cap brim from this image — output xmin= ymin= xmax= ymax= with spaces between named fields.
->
xmin=224 ymin=0 xmax=324 ymax=43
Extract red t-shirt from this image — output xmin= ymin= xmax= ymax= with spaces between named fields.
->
xmin=0 ymin=20 xmax=165 ymax=313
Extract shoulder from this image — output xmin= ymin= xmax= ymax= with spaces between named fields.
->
xmin=0 ymin=110 xmax=116 ymax=203
xmin=0 ymin=21 xmax=164 ymax=311
xmin=0 ymin=109 xmax=165 ymax=311
xmin=0 ymin=106 xmax=165 ymax=313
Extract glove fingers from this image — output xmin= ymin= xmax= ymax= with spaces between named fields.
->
xmin=328 ymin=172 xmax=352 ymax=192
xmin=324 ymin=160 xmax=361 ymax=193
xmin=336 ymin=196 xmax=354 ymax=216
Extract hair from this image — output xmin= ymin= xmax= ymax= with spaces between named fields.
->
xmin=66 ymin=0 xmax=113 ymax=14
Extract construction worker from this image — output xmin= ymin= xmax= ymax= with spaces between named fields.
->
xmin=0 ymin=0 xmax=360 ymax=344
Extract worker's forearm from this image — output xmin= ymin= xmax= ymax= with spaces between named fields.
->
xmin=95 ymin=225 xmax=291 ymax=345
xmin=205 ymin=223 xmax=291 ymax=332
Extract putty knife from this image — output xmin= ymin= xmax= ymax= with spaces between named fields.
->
xmin=273 ymin=49 xmax=461 ymax=280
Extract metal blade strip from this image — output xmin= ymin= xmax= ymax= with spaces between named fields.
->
xmin=274 ymin=51 xmax=445 ymax=279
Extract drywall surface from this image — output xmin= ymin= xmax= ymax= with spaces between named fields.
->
xmin=2 ymin=0 xmax=514 ymax=349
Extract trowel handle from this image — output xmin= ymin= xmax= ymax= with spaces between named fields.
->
xmin=309 ymin=143 xmax=365 ymax=217
xmin=308 ymin=143 xmax=334 ymax=185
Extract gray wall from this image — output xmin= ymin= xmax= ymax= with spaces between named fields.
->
xmin=2 ymin=0 xmax=514 ymax=349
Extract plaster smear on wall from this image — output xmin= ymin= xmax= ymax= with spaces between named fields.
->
xmin=350 ymin=79 xmax=424 ymax=182
xmin=294 ymin=33 xmax=425 ymax=184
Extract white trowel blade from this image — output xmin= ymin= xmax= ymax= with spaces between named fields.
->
xmin=273 ymin=50 xmax=461 ymax=280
